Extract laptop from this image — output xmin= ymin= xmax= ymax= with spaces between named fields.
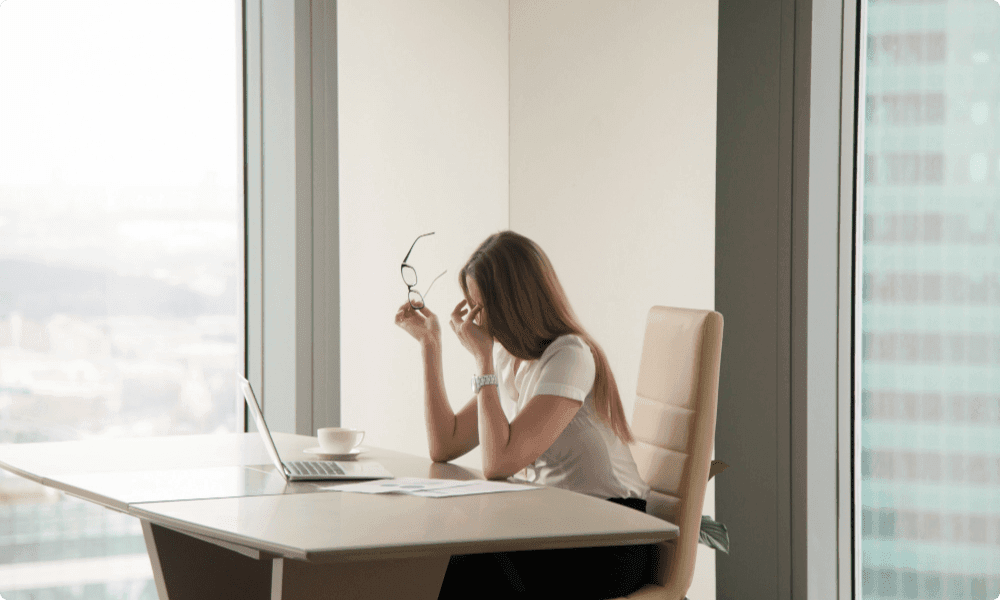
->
xmin=238 ymin=376 xmax=393 ymax=482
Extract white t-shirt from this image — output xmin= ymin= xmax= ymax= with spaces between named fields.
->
xmin=493 ymin=334 xmax=650 ymax=500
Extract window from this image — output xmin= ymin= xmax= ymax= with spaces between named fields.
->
xmin=0 ymin=1 xmax=242 ymax=598
xmin=858 ymin=1 xmax=1000 ymax=598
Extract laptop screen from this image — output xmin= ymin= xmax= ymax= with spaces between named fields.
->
xmin=238 ymin=376 xmax=289 ymax=478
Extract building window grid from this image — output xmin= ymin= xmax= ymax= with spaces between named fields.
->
xmin=860 ymin=0 xmax=1000 ymax=598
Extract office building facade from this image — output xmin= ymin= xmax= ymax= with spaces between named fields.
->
xmin=860 ymin=0 xmax=1000 ymax=598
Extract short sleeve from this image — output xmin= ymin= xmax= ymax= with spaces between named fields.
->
xmin=532 ymin=336 xmax=596 ymax=402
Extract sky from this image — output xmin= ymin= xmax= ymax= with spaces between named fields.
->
xmin=0 ymin=0 xmax=240 ymax=187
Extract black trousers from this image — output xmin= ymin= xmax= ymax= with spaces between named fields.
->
xmin=438 ymin=498 xmax=655 ymax=600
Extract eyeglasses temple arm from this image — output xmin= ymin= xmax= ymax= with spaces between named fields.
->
xmin=423 ymin=269 xmax=447 ymax=299
xmin=402 ymin=231 xmax=435 ymax=264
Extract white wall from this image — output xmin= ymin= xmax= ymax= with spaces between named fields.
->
xmin=508 ymin=1 xmax=718 ymax=597
xmin=337 ymin=0 xmax=508 ymax=470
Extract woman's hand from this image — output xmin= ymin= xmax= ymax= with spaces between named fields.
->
xmin=394 ymin=302 xmax=441 ymax=347
xmin=449 ymin=299 xmax=494 ymax=367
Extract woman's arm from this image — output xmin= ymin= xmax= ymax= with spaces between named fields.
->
xmin=395 ymin=302 xmax=480 ymax=462
xmin=475 ymin=355 xmax=580 ymax=480
xmin=422 ymin=338 xmax=480 ymax=462
xmin=448 ymin=300 xmax=581 ymax=479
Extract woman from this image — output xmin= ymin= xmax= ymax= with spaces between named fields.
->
xmin=394 ymin=230 xmax=653 ymax=599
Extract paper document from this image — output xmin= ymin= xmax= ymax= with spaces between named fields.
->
xmin=322 ymin=477 xmax=539 ymax=498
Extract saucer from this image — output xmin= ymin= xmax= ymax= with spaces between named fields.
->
xmin=305 ymin=447 xmax=365 ymax=460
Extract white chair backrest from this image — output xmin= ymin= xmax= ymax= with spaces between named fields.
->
xmin=629 ymin=306 xmax=723 ymax=599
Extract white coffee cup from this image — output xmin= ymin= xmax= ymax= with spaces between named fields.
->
xmin=317 ymin=427 xmax=365 ymax=454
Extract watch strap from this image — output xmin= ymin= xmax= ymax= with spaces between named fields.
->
xmin=472 ymin=373 xmax=499 ymax=393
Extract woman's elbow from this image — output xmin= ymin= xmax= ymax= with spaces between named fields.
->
xmin=431 ymin=450 xmax=459 ymax=464
xmin=482 ymin=462 xmax=517 ymax=481
xmin=428 ymin=443 xmax=452 ymax=464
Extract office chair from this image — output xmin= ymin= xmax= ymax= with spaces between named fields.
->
xmin=615 ymin=306 xmax=723 ymax=600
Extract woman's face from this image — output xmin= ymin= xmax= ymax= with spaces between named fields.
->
xmin=465 ymin=277 xmax=487 ymax=330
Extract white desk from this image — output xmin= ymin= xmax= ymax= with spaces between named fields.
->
xmin=0 ymin=433 xmax=678 ymax=600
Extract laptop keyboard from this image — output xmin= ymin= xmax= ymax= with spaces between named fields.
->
xmin=286 ymin=460 xmax=345 ymax=476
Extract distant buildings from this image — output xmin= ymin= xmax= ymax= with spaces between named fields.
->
xmin=0 ymin=232 xmax=238 ymax=600
xmin=0 ymin=311 xmax=237 ymax=442
xmin=860 ymin=2 xmax=1000 ymax=598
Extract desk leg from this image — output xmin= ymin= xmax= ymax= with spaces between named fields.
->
xmin=142 ymin=520 xmax=272 ymax=600
xmin=271 ymin=555 xmax=449 ymax=600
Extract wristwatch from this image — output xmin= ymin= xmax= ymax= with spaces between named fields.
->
xmin=471 ymin=373 xmax=498 ymax=393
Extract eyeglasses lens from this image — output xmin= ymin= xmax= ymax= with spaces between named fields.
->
xmin=408 ymin=290 xmax=424 ymax=309
xmin=401 ymin=265 xmax=417 ymax=287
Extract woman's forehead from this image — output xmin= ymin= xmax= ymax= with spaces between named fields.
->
xmin=466 ymin=277 xmax=483 ymax=301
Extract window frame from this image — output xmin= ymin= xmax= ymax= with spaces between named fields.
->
xmin=796 ymin=0 xmax=862 ymax=597
xmin=242 ymin=0 xmax=341 ymax=436
xmin=845 ymin=1 xmax=866 ymax=597
xmin=715 ymin=0 xmax=862 ymax=597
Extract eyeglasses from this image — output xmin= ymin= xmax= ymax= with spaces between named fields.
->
xmin=401 ymin=232 xmax=447 ymax=310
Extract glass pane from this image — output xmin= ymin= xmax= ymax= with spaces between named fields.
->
xmin=859 ymin=1 xmax=1000 ymax=599
xmin=0 ymin=1 xmax=241 ymax=598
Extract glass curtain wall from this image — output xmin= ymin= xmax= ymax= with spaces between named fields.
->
xmin=859 ymin=0 xmax=1000 ymax=598
xmin=0 ymin=1 xmax=242 ymax=599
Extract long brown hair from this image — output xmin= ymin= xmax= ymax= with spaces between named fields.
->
xmin=459 ymin=230 xmax=634 ymax=444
